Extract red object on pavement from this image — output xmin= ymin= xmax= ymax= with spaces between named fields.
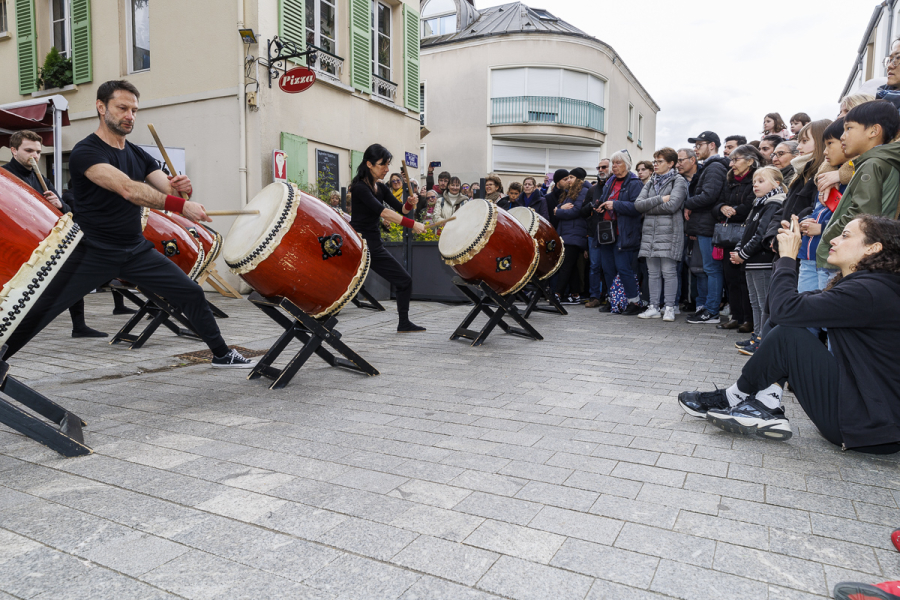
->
xmin=892 ymin=528 xmax=900 ymax=553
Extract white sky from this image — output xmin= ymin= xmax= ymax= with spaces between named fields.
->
xmin=475 ymin=0 xmax=877 ymax=151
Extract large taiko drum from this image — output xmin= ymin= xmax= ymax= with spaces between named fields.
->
xmin=221 ymin=182 xmax=369 ymax=318
xmin=0 ymin=169 xmax=83 ymax=346
xmin=140 ymin=208 xmax=205 ymax=280
xmin=438 ymin=200 xmax=539 ymax=295
xmin=508 ymin=206 xmax=565 ymax=281
xmin=165 ymin=211 xmax=222 ymax=275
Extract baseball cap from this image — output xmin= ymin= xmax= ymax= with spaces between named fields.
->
xmin=687 ymin=131 xmax=721 ymax=147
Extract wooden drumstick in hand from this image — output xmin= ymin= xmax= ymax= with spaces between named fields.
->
xmin=429 ymin=216 xmax=456 ymax=229
xmin=28 ymin=158 xmax=49 ymax=193
xmin=148 ymin=123 xmax=188 ymax=200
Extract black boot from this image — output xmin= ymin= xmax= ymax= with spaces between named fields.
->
xmin=69 ymin=300 xmax=108 ymax=338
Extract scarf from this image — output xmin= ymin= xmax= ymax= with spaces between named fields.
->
xmin=791 ymin=153 xmax=813 ymax=178
xmin=391 ymin=187 xmax=403 ymax=202
xmin=443 ymin=191 xmax=468 ymax=208
xmin=877 ymin=84 xmax=900 ymax=111
xmin=485 ymin=191 xmax=502 ymax=203
xmin=754 ymin=187 xmax=780 ymax=207
xmin=652 ymin=168 xmax=677 ymax=196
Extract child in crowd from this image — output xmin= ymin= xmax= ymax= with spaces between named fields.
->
xmin=817 ymin=100 xmax=900 ymax=268
xmin=730 ymin=167 xmax=785 ymax=355
xmin=789 ymin=112 xmax=811 ymax=138
xmin=762 ymin=112 xmax=791 ymax=139
xmin=799 ymin=119 xmax=847 ymax=291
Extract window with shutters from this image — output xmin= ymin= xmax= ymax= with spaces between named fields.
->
xmin=126 ymin=0 xmax=149 ymax=73
xmin=420 ymin=0 xmax=454 ymax=37
xmin=627 ymin=103 xmax=634 ymax=140
xmin=371 ymin=1 xmax=393 ymax=99
xmin=50 ymin=0 xmax=71 ymax=57
xmin=637 ymin=113 xmax=643 ymax=148
xmin=305 ymin=0 xmax=337 ymax=75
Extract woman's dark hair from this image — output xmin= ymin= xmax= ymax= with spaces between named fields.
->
xmin=636 ymin=160 xmax=653 ymax=172
xmin=845 ymin=100 xmax=900 ymax=143
xmin=763 ymin=112 xmax=787 ymax=134
xmin=653 ymin=147 xmax=678 ymax=165
xmin=827 ymin=215 xmax=900 ymax=288
xmin=792 ymin=119 xmax=833 ymax=188
xmin=730 ymin=144 xmax=765 ymax=170
xmin=449 ymin=176 xmax=461 ymax=186
xmin=352 ymin=143 xmax=393 ymax=186
xmin=822 ymin=118 xmax=845 ymax=142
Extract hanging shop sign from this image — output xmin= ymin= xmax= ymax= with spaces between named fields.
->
xmin=279 ymin=67 xmax=316 ymax=94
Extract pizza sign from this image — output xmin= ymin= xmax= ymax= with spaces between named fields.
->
xmin=279 ymin=67 xmax=316 ymax=93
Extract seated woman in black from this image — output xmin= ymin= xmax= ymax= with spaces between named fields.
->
xmin=349 ymin=144 xmax=426 ymax=332
xmin=679 ymin=214 xmax=900 ymax=454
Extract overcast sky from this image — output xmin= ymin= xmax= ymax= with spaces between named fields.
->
xmin=477 ymin=0 xmax=877 ymax=151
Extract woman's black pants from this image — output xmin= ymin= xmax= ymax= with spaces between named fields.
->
xmin=737 ymin=326 xmax=899 ymax=454
xmin=722 ymin=257 xmax=751 ymax=324
xmin=554 ymin=245 xmax=584 ymax=296
xmin=367 ymin=241 xmax=412 ymax=316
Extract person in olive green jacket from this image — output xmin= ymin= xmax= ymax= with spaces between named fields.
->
xmin=818 ymin=101 xmax=900 ymax=268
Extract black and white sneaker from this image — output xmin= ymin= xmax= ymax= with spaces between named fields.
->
xmin=686 ymin=309 xmax=720 ymax=324
xmin=211 ymin=349 xmax=257 ymax=369
xmin=678 ymin=388 xmax=730 ymax=418
xmin=706 ymin=398 xmax=792 ymax=440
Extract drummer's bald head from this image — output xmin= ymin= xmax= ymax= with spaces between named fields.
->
xmin=96 ymin=80 xmax=141 ymax=118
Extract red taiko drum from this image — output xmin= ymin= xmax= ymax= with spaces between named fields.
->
xmin=508 ymin=206 xmax=565 ymax=280
xmin=221 ymin=182 xmax=369 ymax=318
xmin=438 ymin=200 xmax=538 ymax=295
xmin=0 ymin=169 xmax=83 ymax=346
xmin=141 ymin=208 xmax=205 ymax=280
xmin=165 ymin=211 xmax=222 ymax=275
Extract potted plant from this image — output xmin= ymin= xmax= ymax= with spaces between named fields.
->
xmin=38 ymin=47 xmax=73 ymax=90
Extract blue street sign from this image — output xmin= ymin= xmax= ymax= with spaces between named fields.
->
xmin=404 ymin=152 xmax=418 ymax=169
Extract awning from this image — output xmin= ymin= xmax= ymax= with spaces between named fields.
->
xmin=0 ymin=96 xmax=70 ymax=148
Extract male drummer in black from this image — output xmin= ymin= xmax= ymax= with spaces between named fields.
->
xmin=2 ymin=130 xmax=107 ymax=338
xmin=349 ymin=144 xmax=426 ymax=332
xmin=4 ymin=80 xmax=254 ymax=368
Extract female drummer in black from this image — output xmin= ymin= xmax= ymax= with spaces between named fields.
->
xmin=349 ymin=144 xmax=427 ymax=332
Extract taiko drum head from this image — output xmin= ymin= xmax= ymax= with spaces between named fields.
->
xmin=508 ymin=206 xmax=565 ymax=280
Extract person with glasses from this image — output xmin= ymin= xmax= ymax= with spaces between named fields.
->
xmin=580 ymin=158 xmax=613 ymax=307
xmin=770 ymin=140 xmax=798 ymax=186
xmin=758 ymin=134 xmax=784 ymax=165
xmin=388 ymin=172 xmax=405 ymax=203
xmin=676 ymin=149 xmax=697 ymax=181
xmin=877 ymin=42 xmax=900 ymax=112
xmin=683 ymin=131 xmax=730 ymax=324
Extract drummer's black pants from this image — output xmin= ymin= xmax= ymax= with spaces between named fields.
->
xmin=367 ymin=243 xmax=412 ymax=317
xmin=4 ymin=239 xmax=226 ymax=358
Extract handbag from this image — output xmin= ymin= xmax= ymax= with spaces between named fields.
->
xmin=597 ymin=220 xmax=616 ymax=245
xmin=688 ymin=240 xmax=705 ymax=274
xmin=712 ymin=218 xmax=745 ymax=249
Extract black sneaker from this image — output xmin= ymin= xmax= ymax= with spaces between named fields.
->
xmin=211 ymin=349 xmax=257 ymax=369
xmin=706 ymin=398 xmax=792 ymax=440
xmin=678 ymin=388 xmax=730 ymax=418
xmin=738 ymin=340 xmax=758 ymax=356
xmin=398 ymin=321 xmax=426 ymax=332
xmin=622 ymin=302 xmax=643 ymax=316
xmin=734 ymin=334 xmax=757 ymax=349
xmin=561 ymin=295 xmax=580 ymax=305
xmin=686 ymin=309 xmax=720 ymax=324
xmin=598 ymin=303 xmax=612 ymax=313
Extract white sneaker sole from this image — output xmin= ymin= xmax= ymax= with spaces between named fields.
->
xmin=662 ymin=315 xmax=675 ymax=322
xmin=637 ymin=313 xmax=661 ymax=319
xmin=210 ymin=360 xmax=258 ymax=369
xmin=706 ymin=412 xmax=792 ymax=440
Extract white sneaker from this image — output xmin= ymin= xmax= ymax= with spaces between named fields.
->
xmin=637 ymin=306 xmax=661 ymax=319
xmin=663 ymin=306 xmax=675 ymax=322
xmin=673 ymin=306 xmax=681 ymax=315
xmin=721 ymin=303 xmax=732 ymax=317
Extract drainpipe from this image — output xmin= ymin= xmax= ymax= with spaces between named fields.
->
xmin=886 ymin=0 xmax=896 ymax=73
xmin=53 ymin=104 xmax=62 ymax=192
xmin=237 ymin=0 xmax=248 ymax=207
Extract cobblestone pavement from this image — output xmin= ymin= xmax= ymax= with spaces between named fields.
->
xmin=1 ymin=292 xmax=898 ymax=600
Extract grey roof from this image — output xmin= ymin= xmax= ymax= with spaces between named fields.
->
xmin=422 ymin=2 xmax=590 ymax=47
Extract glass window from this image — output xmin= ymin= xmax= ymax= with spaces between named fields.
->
xmin=420 ymin=82 xmax=425 ymax=125
xmin=493 ymin=143 xmax=546 ymax=174
xmin=491 ymin=67 xmax=605 ymax=107
xmin=305 ymin=0 xmax=337 ymax=75
xmin=50 ymin=0 xmax=70 ymax=57
xmin=627 ymin=104 xmax=634 ymax=138
xmin=421 ymin=0 xmax=455 ymax=37
xmin=372 ymin=1 xmax=390 ymax=81
xmin=0 ymin=1 xmax=7 ymax=34
xmin=421 ymin=0 xmax=454 ymax=17
xmin=129 ymin=0 xmax=150 ymax=72
xmin=638 ymin=114 xmax=644 ymax=145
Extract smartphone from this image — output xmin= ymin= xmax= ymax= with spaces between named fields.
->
xmin=429 ymin=161 xmax=441 ymax=168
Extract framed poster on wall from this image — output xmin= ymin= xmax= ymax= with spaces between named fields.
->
xmin=316 ymin=149 xmax=339 ymax=193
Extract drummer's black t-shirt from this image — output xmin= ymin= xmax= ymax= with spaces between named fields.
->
xmin=349 ymin=181 xmax=404 ymax=239
xmin=68 ymin=133 xmax=160 ymax=247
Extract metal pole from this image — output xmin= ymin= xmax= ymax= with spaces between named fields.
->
xmin=340 ymin=186 xmax=346 ymax=211
xmin=53 ymin=106 xmax=62 ymax=193
xmin=478 ymin=177 xmax=486 ymax=199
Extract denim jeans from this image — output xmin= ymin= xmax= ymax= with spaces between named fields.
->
xmin=598 ymin=244 xmax=639 ymax=300
xmin=588 ymin=237 xmax=605 ymax=299
xmin=696 ymin=235 xmax=723 ymax=316
xmin=797 ymin=260 xmax=818 ymax=293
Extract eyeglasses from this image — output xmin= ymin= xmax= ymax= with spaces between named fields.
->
xmin=651 ymin=160 xmax=664 ymax=165
xmin=694 ymin=142 xmax=709 ymax=148
xmin=676 ymin=157 xmax=693 ymax=163
xmin=729 ymin=156 xmax=747 ymax=163
xmin=390 ymin=179 xmax=401 ymax=184
xmin=883 ymin=55 xmax=900 ymax=69
xmin=773 ymin=150 xmax=793 ymax=158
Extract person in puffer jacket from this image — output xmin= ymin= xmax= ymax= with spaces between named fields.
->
xmin=553 ymin=168 xmax=590 ymax=302
xmin=730 ymin=167 xmax=785 ymax=353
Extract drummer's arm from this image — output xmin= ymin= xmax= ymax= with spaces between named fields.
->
xmin=381 ymin=208 xmax=425 ymax=233
xmin=84 ymin=164 xmax=209 ymax=223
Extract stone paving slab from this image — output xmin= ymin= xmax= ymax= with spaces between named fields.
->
xmin=1 ymin=292 xmax=899 ymax=599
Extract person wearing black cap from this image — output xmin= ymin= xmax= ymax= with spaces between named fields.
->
xmin=545 ymin=168 xmax=569 ymax=229
xmin=684 ymin=131 xmax=730 ymax=324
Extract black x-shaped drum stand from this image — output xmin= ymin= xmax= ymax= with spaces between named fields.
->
xmin=450 ymin=277 xmax=543 ymax=347
xmin=109 ymin=282 xmax=227 ymax=350
xmin=515 ymin=278 xmax=567 ymax=319
xmin=0 ymin=345 xmax=92 ymax=457
xmin=350 ymin=284 xmax=385 ymax=311
xmin=247 ymin=292 xmax=379 ymax=389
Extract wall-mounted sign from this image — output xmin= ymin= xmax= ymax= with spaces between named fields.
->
xmin=279 ymin=67 xmax=316 ymax=94
xmin=273 ymin=150 xmax=287 ymax=182
xmin=404 ymin=152 xmax=418 ymax=169
xmin=316 ymin=149 xmax=339 ymax=193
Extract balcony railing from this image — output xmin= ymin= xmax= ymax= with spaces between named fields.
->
xmin=491 ymin=96 xmax=605 ymax=132
xmin=308 ymin=44 xmax=344 ymax=77
xmin=373 ymin=74 xmax=398 ymax=102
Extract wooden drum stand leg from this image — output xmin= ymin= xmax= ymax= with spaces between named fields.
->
xmin=350 ymin=284 xmax=386 ymax=311
xmin=520 ymin=278 xmax=567 ymax=319
xmin=247 ymin=292 xmax=379 ymax=390
xmin=0 ymin=346 xmax=91 ymax=457
xmin=449 ymin=277 xmax=543 ymax=347
xmin=110 ymin=286 xmax=203 ymax=349
xmin=196 ymin=265 xmax=243 ymax=299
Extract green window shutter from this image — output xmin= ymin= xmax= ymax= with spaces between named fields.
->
xmin=348 ymin=0 xmax=371 ymax=93
xmin=15 ymin=0 xmax=37 ymax=95
xmin=71 ymin=0 xmax=93 ymax=84
xmin=281 ymin=132 xmax=309 ymax=186
xmin=350 ymin=150 xmax=364 ymax=181
xmin=278 ymin=0 xmax=305 ymax=65
xmin=402 ymin=5 xmax=419 ymax=111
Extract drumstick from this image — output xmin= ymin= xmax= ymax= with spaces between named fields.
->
xmin=147 ymin=123 xmax=189 ymax=201
xmin=205 ymin=210 xmax=260 ymax=216
xmin=429 ymin=216 xmax=456 ymax=229
xmin=28 ymin=158 xmax=49 ymax=193
xmin=400 ymin=160 xmax=414 ymax=199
